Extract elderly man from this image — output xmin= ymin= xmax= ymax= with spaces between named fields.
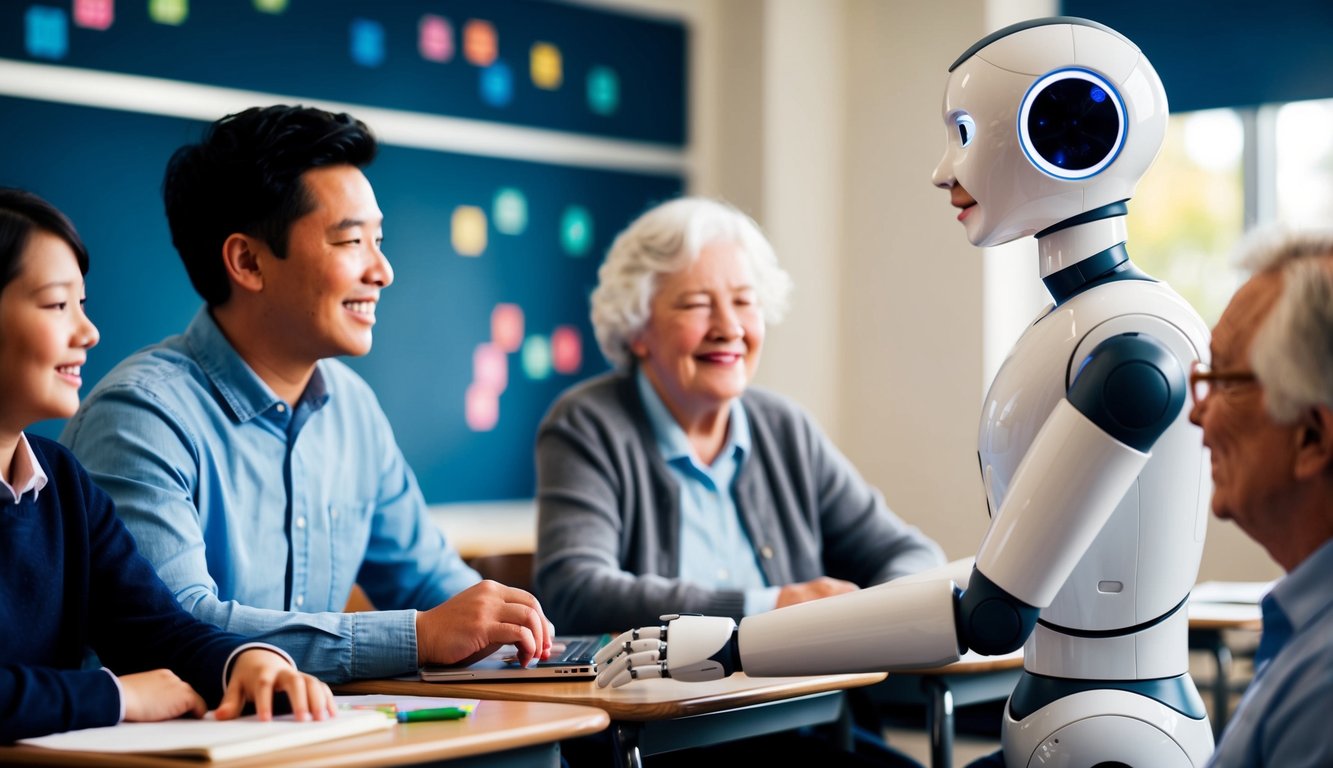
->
xmin=1190 ymin=231 xmax=1333 ymax=768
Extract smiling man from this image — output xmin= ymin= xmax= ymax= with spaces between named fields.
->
xmin=1190 ymin=230 xmax=1333 ymax=768
xmin=61 ymin=105 xmax=552 ymax=683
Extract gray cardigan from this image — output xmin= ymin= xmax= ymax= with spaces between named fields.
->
xmin=534 ymin=370 xmax=945 ymax=633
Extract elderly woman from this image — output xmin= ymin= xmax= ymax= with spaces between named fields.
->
xmin=534 ymin=196 xmax=944 ymax=634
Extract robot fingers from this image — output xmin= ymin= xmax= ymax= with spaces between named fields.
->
xmin=594 ymin=626 xmax=665 ymax=667
xmin=595 ymin=653 xmax=668 ymax=688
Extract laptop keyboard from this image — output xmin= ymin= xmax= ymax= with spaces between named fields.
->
xmin=554 ymin=636 xmax=603 ymax=662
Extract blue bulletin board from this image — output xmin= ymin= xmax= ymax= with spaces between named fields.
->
xmin=0 ymin=0 xmax=687 ymax=503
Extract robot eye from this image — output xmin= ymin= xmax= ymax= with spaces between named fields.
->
xmin=953 ymin=113 xmax=977 ymax=148
xmin=1018 ymin=69 xmax=1126 ymax=179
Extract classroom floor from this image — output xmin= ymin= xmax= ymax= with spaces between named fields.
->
xmin=877 ymin=643 xmax=1257 ymax=767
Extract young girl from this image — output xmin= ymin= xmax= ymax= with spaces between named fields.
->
xmin=0 ymin=188 xmax=336 ymax=741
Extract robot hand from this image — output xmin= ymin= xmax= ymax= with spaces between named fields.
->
xmin=593 ymin=614 xmax=741 ymax=688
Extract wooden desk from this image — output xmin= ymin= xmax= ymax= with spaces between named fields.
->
xmin=871 ymin=651 xmax=1024 ymax=768
xmin=0 ymin=700 xmax=608 ymax=768
xmin=338 ymin=671 xmax=885 ymax=768
xmin=1189 ymin=600 xmax=1262 ymax=740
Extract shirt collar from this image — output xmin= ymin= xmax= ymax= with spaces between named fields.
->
xmin=634 ymin=367 xmax=749 ymax=466
xmin=0 ymin=433 xmax=49 ymax=503
xmin=183 ymin=307 xmax=329 ymax=422
xmin=1267 ymin=536 xmax=1333 ymax=635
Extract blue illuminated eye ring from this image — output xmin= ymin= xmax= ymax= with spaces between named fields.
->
xmin=1018 ymin=68 xmax=1126 ymax=180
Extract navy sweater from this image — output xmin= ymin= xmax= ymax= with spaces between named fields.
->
xmin=0 ymin=436 xmax=249 ymax=741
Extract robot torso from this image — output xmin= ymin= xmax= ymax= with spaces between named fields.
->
xmin=979 ymin=276 xmax=1210 ymax=678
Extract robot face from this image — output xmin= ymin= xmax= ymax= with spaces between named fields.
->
xmin=931 ymin=19 xmax=1168 ymax=247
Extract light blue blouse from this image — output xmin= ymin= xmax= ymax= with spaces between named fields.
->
xmin=635 ymin=370 xmax=779 ymax=614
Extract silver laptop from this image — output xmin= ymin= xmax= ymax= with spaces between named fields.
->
xmin=420 ymin=634 xmax=612 ymax=682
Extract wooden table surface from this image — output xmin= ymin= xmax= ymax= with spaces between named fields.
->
xmin=0 ymin=700 xmax=609 ymax=768
xmin=337 ymin=671 xmax=887 ymax=722
xmin=1188 ymin=601 xmax=1263 ymax=632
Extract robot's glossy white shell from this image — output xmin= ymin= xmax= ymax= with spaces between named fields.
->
xmin=1003 ymin=688 xmax=1214 ymax=767
xmin=979 ymin=279 xmax=1210 ymax=641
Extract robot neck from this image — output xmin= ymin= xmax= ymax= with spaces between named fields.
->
xmin=1036 ymin=215 xmax=1128 ymax=280
xmin=1035 ymin=212 xmax=1153 ymax=305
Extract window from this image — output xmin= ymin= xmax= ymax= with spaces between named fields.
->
xmin=1127 ymin=97 xmax=1333 ymax=325
xmin=1276 ymin=99 xmax=1333 ymax=227
xmin=1127 ymin=109 xmax=1244 ymax=325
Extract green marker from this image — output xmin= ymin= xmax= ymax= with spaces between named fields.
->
xmin=396 ymin=706 xmax=470 ymax=723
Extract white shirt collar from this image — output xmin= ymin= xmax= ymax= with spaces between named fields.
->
xmin=0 ymin=433 xmax=49 ymax=503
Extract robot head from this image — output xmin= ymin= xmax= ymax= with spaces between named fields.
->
xmin=931 ymin=17 xmax=1168 ymax=247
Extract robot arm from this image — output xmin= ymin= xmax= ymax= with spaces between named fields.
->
xmin=596 ymin=333 xmax=1185 ymax=687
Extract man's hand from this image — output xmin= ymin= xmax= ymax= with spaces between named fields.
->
xmin=416 ymin=581 xmax=555 ymax=668
xmin=776 ymin=576 xmax=858 ymax=608
xmin=120 ymin=669 xmax=207 ymax=722
xmin=214 ymin=649 xmax=335 ymax=722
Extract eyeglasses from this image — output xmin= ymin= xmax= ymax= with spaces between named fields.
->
xmin=1189 ymin=361 xmax=1258 ymax=404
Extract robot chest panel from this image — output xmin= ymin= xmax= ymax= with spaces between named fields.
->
xmin=978 ymin=305 xmax=1081 ymax=513
xmin=977 ymin=280 xmax=1208 ymax=515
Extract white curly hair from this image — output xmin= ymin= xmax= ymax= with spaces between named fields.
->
xmin=590 ymin=196 xmax=793 ymax=369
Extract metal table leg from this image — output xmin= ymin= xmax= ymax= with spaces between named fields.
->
xmin=1209 ymin=636 xmax=1233 ymax=740
xmin=924 ymin=677 xmax=955 ymax=768
xmin=613 ymin=721 xmax=644 ymax=768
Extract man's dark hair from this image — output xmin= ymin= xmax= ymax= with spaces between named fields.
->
xmin=162 ymin=104 xmax=377 ymax=306
xmin=0 ymin=188 xmax=90 ymax=293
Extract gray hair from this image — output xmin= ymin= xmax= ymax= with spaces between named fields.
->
xmin=1237 ymin=229 xmax=1333 ymax=422
xmin=590 ymin=196 xmax=793 ymax=369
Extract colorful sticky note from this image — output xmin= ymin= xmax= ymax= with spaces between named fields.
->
xmin=491 ymin=303 xmax=524 ymax=353
xmin=419 ymin=14 xmax=453 ymax=63
xmin=73 ymin=0 xmax=114 ymax=31
xmin=521 ymin=336 xmax=553 ymax=381
xmin=587 ymin=66 xmax=620 ymax=116
xmin=451 ymin=206 xmax=488 ymax=257
xmin=480 ymin=61 xmax=513 ymax=108
xmin=492 ymin=188 xmax=527 ymax=235
xmin=148 ymin=0 xmax=187 ymax=26
xmin=463 ymin=19 xmax=497 ymax=67
xmin=551 ymin=326 xmax=583 ymax=374
xmin=350 ymin=19 xmax=385 ymax=68
xmin=559 ymin=206 xmax=593 ymax=257
xmin=473 ymin=342 xmax=508 ymax=394
xmin=530 ymin=42 xmax=562 ymax=90
xmin=465 ymin=383 xmax=499 ymax=432
xmin=25 ymin=6 xmax=68 ymax=59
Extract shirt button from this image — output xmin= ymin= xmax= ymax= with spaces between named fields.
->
xmin=296 ymin=516 xmax=306 ymax=529
xmin=276 ymin=403 xmax=287 ymax=413
xmin=761 ymin=546 xmax=774 ymax=559
xmin=717 ymin=569 xmax=730 ymax=580
xmin=330 ymin=509 xmax=339 ymax=520
xmin=295 ymin=595 xmax=304 ymax=607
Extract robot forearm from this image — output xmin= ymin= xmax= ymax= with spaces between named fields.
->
xmin=739 ymin=577 xmax=963 ymax=675
xmin=596 ymin=577 xmax=966 ymax=686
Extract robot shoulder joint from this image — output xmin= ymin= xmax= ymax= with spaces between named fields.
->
xmin=1067 ymin=333 xmax=1187 ymax=452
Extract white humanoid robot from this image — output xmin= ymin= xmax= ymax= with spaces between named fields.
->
xmin=594 ymin=17 xmax=1215 ymax=767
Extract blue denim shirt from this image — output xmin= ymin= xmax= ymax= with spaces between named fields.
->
xmin=635 ymin=370 xmax=779 ymax=614
xmin=1208 ymin=537 xmax=1333 ymax=767
xmin=61 ymin=309 xmax=480 ymax=682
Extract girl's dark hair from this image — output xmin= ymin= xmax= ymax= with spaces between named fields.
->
xmin=0 ymin=188 xmax=90 ymax=293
